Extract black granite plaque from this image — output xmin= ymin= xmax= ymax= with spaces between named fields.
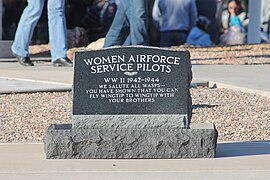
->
xmin=73 ymin=46 xmax=192 ymax=116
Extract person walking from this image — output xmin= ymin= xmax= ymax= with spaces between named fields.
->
xmin=152 ymin=0 xmax=197 ymax=47
xmin=103 ymin=0 xmax=149 ymax=47
xmin=11 ymin=0 xmax=72 ymax=67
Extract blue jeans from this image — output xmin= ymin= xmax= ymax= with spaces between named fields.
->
xmin=11 ymin=0 xmax=67 ymax=62
xmin=103 ymin=0 xmax=149 ymax=47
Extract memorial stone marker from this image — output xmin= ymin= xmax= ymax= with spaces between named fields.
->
xmin=44 ymin=46 xmax=218 ymax=159
xmin=73 ymin=46 xmax=192 ymax=129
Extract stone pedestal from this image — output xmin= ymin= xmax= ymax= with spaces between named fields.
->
xmin=44 ymin=123 xmax=218 ymax=159
xmin=44 ymin=47 xmax=218 ymax=159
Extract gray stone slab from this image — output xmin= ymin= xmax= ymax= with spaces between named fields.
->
xmin=44 ymin=123 xmax=218 ymax=159
xmin=0 ymin=77 xmax=71 ymax=94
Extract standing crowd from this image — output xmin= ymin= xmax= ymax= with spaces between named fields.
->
xmin=153 ymin=0 xmax=270 ymax=46
xmin=105 ymin=0 xmax=270 ymax=47
xmin=10 ymin=0 xmax=270 ymax=67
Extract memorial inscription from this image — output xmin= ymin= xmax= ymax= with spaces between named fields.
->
xmin=73 ymin=46 xmax=192 ymax=116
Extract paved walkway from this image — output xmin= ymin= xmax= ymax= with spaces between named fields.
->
xmin=0 ymin=62 xmax=73 ymax=84
xmin=0 ymin=62 xmax=269 ymax=179
xmin=192 ymin=64 xmax=270 ymax=97
xmin=0 ymin=62 xmax=73 ymax=93
xmin=0 ymin=141 xmax=269 ymax=180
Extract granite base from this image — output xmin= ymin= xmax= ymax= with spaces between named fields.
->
xmin=44 ymin=123 xmax=218 ymax=159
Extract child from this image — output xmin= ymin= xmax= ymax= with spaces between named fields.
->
xmin=186 ymin=16 xmax=212 ymax=47
xmin=220 ymin=0 xmax=246 ymax=45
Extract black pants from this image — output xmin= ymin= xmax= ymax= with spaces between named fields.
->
xmin=159 ymin=30 xmax=188 ymax=47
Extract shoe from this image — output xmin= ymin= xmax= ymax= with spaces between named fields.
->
xmin=12 ymin=52 xmax=34 ymax=66
xmin=53 ymin=57 xmax=73 ymax=67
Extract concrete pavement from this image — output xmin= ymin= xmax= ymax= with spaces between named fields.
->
xmin=0 ymin=141 xmax=269 ymax=180
xmin=0 ymin=62 xmax=73 ymax=84
xmin=0 ymin=77 xmax=71 ymax=93
xmin=192 ymin=64 xmax=270 ymax=97
xmin=0 ymin=62 xmax=73 ymax=93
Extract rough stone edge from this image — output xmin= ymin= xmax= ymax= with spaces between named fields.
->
xmin=209 ymin=81 xmax=270 ymax=97
xmin=44 ymin=123 xmax=218 ymax=159
xmin=72 ymin=114 xmax=189 ymax=129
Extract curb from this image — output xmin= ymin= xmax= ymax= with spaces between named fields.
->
xmin=209 ymin=81 xmax=270 ymax=97
xmin=0 ymin=57 xmax=51 ymax=62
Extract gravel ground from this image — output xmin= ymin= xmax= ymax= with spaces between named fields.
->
xmin=0 ymin=88 xmax=269 ymax=142
xmin=176 ymin=43 xmax=270 ymax=65
xmin=30 ymin=43 xmax=270 ymax=65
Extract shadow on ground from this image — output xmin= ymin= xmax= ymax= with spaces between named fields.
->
xmin=216 ymin=141 xmax=270 ymax=158
xmin=192 ymin=104 xmax=219 ymax=109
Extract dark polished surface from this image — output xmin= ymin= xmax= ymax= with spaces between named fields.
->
xmin=73 ymin=46 xmax=192 ymax=116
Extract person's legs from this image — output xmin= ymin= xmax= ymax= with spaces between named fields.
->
xmin=173 ymin=31 xmax=188 ymax=46
xmin=11 ymin=0 xmax=44 ymax=57
xmin=103 ymin=1 xmax=130 ymax=47
xmin=159 ymin=31 xmax=174 ymax=47
xmin=129 ymin=0 xmax=149 ymax=45
xmin=159 ymin=31 xmax=188 ymax=47
xmin=47 ymin=0 xmax=67 ymax=62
